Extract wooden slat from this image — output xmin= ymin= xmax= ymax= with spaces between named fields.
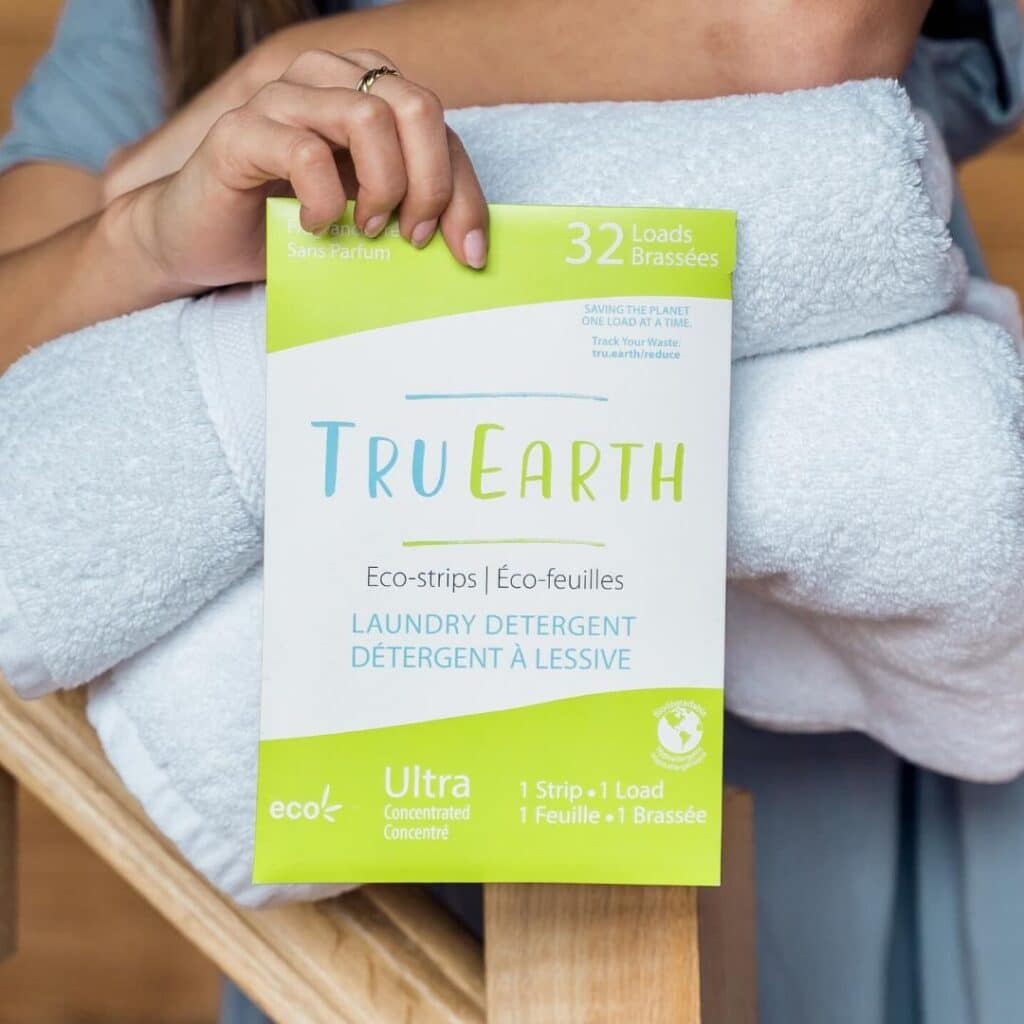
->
xmin=484 ymin=788 xmax=756 ymax=1023
xmin=697 ymin=788 xmax=757 ymax=1024
xmin=364 ymin=883 xmax=486 ymax=1009
xmin=485 ymin=883 xmax=703 ymax=1022
xmin=0 ymin=767 xmax=14 ymax=965
xmin=0 ymin=677 xmax=485 ymax=1024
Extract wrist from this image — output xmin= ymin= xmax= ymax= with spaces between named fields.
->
xmin=96 ymin=184 xmax=196 ymax=306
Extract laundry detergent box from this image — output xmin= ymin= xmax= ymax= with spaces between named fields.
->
xmin=254 ymin=197 xmax=736 ymax=885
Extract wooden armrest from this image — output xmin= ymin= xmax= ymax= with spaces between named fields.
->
xmin=484 ymin=788 xmax=756 ymax=1024
xmin=0 ymin=675 xmax=755 ymax=1022
xmin=0 ymin=678 xmax=484 ymax=1023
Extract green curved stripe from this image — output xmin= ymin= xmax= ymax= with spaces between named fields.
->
xmin=254 ymin=686 xmax=723 ymax=885
xmin=266 ymin=199 xmax=736 ymax=351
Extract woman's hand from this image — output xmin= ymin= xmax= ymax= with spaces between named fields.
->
xmin=102 ymin=23 xmax=352 ymax=200
xmin=102 ymin=50 xmax=265 ymax=201
xmin=125 ymin=47 xmax=489 ymax=288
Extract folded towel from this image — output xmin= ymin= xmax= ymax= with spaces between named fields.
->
xmin=0 ymin=286 xmax=266 ymax=696
xmin=447 ymin=80 xmax=966 ymax=356
xmin=88 ymin=570 xmax=348 ymax=908
xmin=86 ymin=310 xmax=1024 ymax=905
xmin=960 ymin=277 xmax=1024 ymax=348
xmin=726 ymin=312 xmax=1024 ymax=781
xmin=0 ymin=80 xmax=966 ymax=696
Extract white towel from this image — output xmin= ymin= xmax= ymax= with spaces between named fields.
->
xmin=960 ymin=277 xmax=1024 ymax=348
xmin=85 ymin=309 xmax=1024 ymax=905
xmin=726 ymin=313 xmax=1024 ymax=781
xmin=447 ymin=81 xmax=965 ymax=356
xmin=0 ymin=287 xmax=266 ymax=696
xmin=88 ymin=570 xmax=348 ymax=908
xmin=0 ymin=81 xmax=966 ymax=697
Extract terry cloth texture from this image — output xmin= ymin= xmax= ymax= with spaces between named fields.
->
xmin=85 ymin=308 xmax=1024 ymax=906
xmin=88 ymin=571 xmax=349 ymax=908
xmin=0 ymin=292 xmax=265 ymax=696
xmin=0 ymin=81 xmax=971 ymax=697
xmin=726 ymin=313 xmax=1024 ymax=782
xmin=447 ymin=81 xmax=966 ymax=356
xmin=1 ymin=80 xmax=1020 ymax=902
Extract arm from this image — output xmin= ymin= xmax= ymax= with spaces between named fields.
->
xmin=0 ymin=188 xmax=180 ymax=363
xmin=107 ymin=0 xmax=933 ymax=196
xmin=0 ymin=161 xmax=172 ymax=370
xmin=1 ymin=0 xmax=932 ymax=370
xmin=0 ymin=48 xmax=489 ymax=373
xmin=0 ymin=164 xmax=101 ymax=256
xmin=269 ymin=0 xmax=932 ymax=104
xmin=0 ymin=0 xmax=168 ymax=364
xmin=0 ymin=161 xmax=181 ymax=369
xmin=0 ymin=163 xmax=170 ymax=371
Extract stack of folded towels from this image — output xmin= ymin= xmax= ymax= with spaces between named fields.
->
xmin=0 ymin=80 xmax=1022 ymax=907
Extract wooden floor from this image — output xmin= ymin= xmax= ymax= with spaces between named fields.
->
xmin=0 ymin=2 xmax=1020 ymax=1022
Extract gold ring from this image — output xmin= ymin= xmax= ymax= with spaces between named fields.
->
xmin=355 ymin=65 xmax=401 ymax=94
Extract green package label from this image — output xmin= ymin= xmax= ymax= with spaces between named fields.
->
xmin=256 ymin=198 xmax=736 ymax=886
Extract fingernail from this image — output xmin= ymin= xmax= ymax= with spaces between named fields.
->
xmin=411 ymin=219 xmax=438 ymax=248
xmin=463 ymin=228 xmax=487 ymax=269
xmin=299 ymin=205 xmax=322 ymax=235
xmin=364 ymin=214 xmax=387 ymax=238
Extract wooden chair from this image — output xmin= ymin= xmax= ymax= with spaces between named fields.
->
xmin=0 ymin=676 xmax=755 ymax=1022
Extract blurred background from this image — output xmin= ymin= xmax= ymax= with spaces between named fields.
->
xmin=0 ymin=2 xmax=1020 ymax=1022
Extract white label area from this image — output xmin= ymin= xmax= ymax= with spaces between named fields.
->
xmin=261 ymin=296 xmax=732 ymax=740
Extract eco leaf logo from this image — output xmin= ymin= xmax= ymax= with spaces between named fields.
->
xmin=319 ymin=784 xmax=343 ymax=823
xmin=267 ymin=784 xmax=343 ymax=823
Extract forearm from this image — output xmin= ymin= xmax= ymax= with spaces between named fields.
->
xmin=104 ymin=0 xmax=933 ymax=202
xmin=260 ymin=0 xmax=932 ymax=106
xmin=0 ymin=165 xmax=103 ymax=256
xmin=3 ymin=0 xmax=931 ymax=368
xmin=0 ymin=190 xmax=183 ymax=371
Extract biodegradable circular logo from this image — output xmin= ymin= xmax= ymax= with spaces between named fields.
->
xmin=652 ymin=699 xmax=707 ymax=771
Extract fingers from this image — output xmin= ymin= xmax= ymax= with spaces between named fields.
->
xmin=202 ymin=108 xmax=347 ymax=232
xmin=248 ymin=80 xmax=407 ymax=234
xmin=354 ymin=75 xmax=451 ymax=247
xmin=212 ymin=47 xmax=489 ymax=266
xmin=439 ymin=129 xmax=489 ymax=270
xmin=279 ymin=48 xmax=489 ymax=267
